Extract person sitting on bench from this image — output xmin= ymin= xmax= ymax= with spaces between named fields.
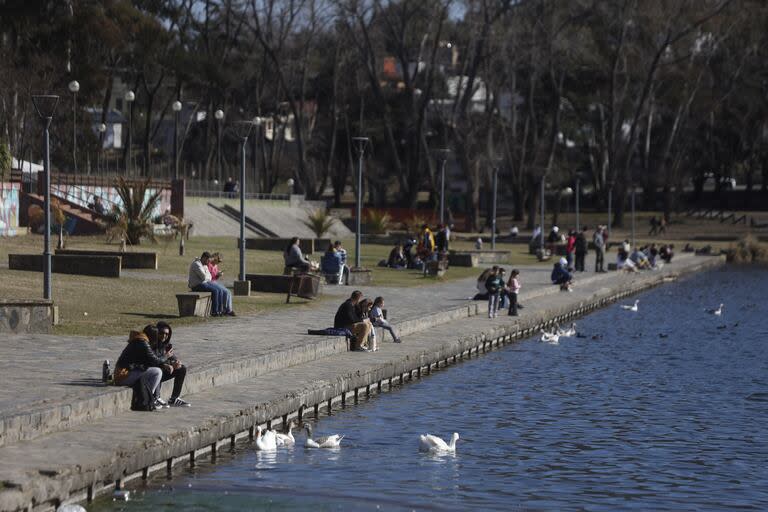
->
xmin=334 ymin=290 xmax=372 ymax=351
xmin=320 ymin=243 xmax=346 ymax=284
xmin=284 ymin=237 xmax=312 ymax=272
xmin=188 ymin=251 xmax=235 ymax=316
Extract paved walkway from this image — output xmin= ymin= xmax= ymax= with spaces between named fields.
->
xmin=0 ymin=256 xmax=596 ymax=418
xmin=0 ymin=253 xmax=723 ymax=512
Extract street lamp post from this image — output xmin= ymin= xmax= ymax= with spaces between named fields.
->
xmin=172 ymin=100 xmax=182 ymax=180
xmin=352 ymin=136 xmax=369 ymax=269
xmin=631 ymin=184 xmax=636 ymax=249
xmin=435 ymin=149 xmax=450 ymax=225
xmin=491 ymin=165 xmax=498 ymax=250
xmin=124 ymin=90 xmax=135 ymax=175
xmin=68 ymin=81 xmax=79 ymax=173
xmin=575 ymin=177 xmax=581 ymax=230
xmin=215 ymin=109 xmax=224 ymax=184
xmin=540 ymin=177 xmax=546 ymax=257
xmin=234 ymin=121 xmax=254 ymax=283
xmin=287 ymin=178 xmax=295 ymax=196
xmin=607 ymin=182 xmax=613 ymax=239
xmin=31 ymin=95 xmax=59 ymax=300
xmin=97 ymin=122 xmax=106 ymax=177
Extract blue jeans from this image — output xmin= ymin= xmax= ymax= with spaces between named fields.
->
xmin=192 ymin=282 xmax=231 ymax=315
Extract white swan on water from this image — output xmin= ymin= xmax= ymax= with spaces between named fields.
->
xmin=540 ymin=330 xmax=560 ymax=344
xmin=419 ymin=433 xmax=460 ymax=453
xmin=621 ymin=300 xmax=639 ymax=312
xmin=256 ymin=427 xmax=278 ymax=451
xmin=305 ymin=424 xmax=344 ymax=448
xmin=557 ymin=323 xmax=577 ymax=337
xmin=706 ymin=303 xmax=723 ymax=316
xmin=274 ymin=423 xmax=295 ymax=446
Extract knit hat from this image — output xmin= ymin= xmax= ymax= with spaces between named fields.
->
xmin=559 ymin=257 xmax=567 ymax=266
xmin=552 ymin=226 xmax=559 ymax=233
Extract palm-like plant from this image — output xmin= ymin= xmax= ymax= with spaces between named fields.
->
xmin=364 ymin=209 xmax=392 ymax=235
xmin=303 ymin=209 xmax=337 ymax=238
xmin=105 ymin=177 xmax=162 ymax=245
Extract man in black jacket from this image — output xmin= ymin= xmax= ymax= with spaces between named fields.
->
xmin=574 ymin=226 xmax=589 ymax=272
xmin=334 ymin=290 xmax=371 ymax=350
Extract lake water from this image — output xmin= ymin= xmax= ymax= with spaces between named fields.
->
xmin=92 ymin=267 xmax=768 ymax=511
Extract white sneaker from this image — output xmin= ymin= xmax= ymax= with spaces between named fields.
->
xmin=154 ymin=398 xmax=170 ymax=409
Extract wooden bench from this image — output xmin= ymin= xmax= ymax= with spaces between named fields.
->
xmin=176 ymin=292 xmax=212 ymax=317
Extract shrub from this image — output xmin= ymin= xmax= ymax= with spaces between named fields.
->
xmin=303 ymin=209 xmax=337 ymax=238
xmin=403 ymin=213 xmax=430 ymax=234
xmin=727 ymin=234 xmax=768 ymax=263
xmin=364 ymin=209 xmax=392 ymax=234
xmin=105 ymin=177 xmax=162 ymax=245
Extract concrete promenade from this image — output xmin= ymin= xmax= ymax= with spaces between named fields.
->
xmin=0 ymin=253 xmax=723 ymax=511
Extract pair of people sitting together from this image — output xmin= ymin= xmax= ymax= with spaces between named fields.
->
xmin=320 ymin=241 xmax=350 ymax=284
xmin=333 ymin=291 xmax=401 ymax=351
xmin=113 ymin=322 xmax=190 ymax=411
xmin=188 ymin=251 xmax=235 ymax=316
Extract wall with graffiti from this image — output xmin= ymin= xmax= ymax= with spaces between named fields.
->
xmin=50 ymin=184 xmax=171 ymax=218
xmin=0 ymin=183 xmax=20 ymax=236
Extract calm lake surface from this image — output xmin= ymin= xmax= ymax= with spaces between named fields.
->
xmin=93 ymin=267 xmax=768 ymax=511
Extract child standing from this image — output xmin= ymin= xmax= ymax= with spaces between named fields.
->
xmin=485 ymin=268 xmax=504 ymax=319
xmin=370 ymin=297 xmax=401 ymax=343
xmin=507 ymin=269 xmax=521 ymax=316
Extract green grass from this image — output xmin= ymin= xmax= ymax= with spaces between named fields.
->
xmin=0 ymin=234 xmax=539 ymax=336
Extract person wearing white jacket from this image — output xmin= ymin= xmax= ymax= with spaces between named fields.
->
xmin=188 ymin=252 xmax=235 ymax=316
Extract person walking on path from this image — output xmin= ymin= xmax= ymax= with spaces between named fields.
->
xmin=485 ymin=267 xmax=504 ymax=318
xmin=334 ymin=290 xmax=372 ymax=351
xmin=370 ymin=297 xmax=401 ymax=343
xmin=593 ymin=226 xmax=606 ymax=273
xmin=506 ymin=269 xmax=521 ymax=316
xmin=574 ymin=226 xmax=588 ymax=272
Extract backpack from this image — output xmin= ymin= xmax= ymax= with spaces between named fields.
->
xmin=130 ymin=378 xmax=156 ymax=411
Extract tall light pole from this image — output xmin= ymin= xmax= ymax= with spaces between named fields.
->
xmin=124 ymin=90 xmax=135 ymax=175
xmin=631 ymin=184 xmax=636 ymax=249
xmin=540 ymin=177 xmax=546 ymax=257
xmin=607 ymin=181 xmax=613 ymax=239
xmin=491 ymin=165 xmax=499 ymax=250
xmin=68 ymin=80 xmax=79 ymax=173
xmin=31 ymin=95 xmax=59 ymax=300
xmin=172 ymin=100 xmax=182 ymax=180
xmin=435 ymin=149 xmax=450 ymax=225
xmin=215 ymin=109 xmax=224 ymax=184
xmin=234 ymin=121 xmax=254 ymax=282
xmin=97 ymin=123 xmax=106 ymax=178
xmin=575 ymin=176 xmax=581 ymax=230
xmin=352 ymin=136 xmax=369 ymax=269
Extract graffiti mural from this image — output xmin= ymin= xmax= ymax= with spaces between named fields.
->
xmin=50 ymin=184 xmax=171 ymax=218
xmin=0 ymin=183 xmax=20 ymax=236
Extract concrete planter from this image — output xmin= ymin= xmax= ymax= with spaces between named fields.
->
xmin=0 ymin=299 xmax=57 ymax=333
xmin=9 ymin=254 xmax=122 ymax=278
xmin=347 ymin=268 xmax=373 ymax=285
xmin=55 ymin=249 xmax=158 ymax=269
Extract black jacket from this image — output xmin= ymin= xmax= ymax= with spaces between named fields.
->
xmin=334 ymin=299 xmax=361 ymax=328
xmin=116 ymin=338 xmax=165 ymax=372
xmin=575 ymin=233 xmax=587 ymax=253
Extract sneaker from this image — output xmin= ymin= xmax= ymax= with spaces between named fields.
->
xmin=394 ymin=338 xmax=402 ymax=343
xmin=169 ymin=397 xmax=191 ymax=407
xmin=153 ymin=398 xmax=169 ymax=409
xmin=225 ymin=311 xmax=237 ymax=317
xmin=517 ymin=305 xmax=524 ymax=309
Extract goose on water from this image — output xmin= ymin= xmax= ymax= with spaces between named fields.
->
xmin=540 ymin=330 xmax=560 ymax=344
xmin=256 ymin=426 xmax=278 ymax=451
xmin=274 ymin=422 xmax=296 ymax=446
xmin=304 ymin=424 xmax=344 ymax=448
xmin=706 ymin=303 xmax=723 ymax=316
xmin=620 ymin=300 xmax=639 ymax=312
xmin=419 ymin=433 xmax=460 ymax=453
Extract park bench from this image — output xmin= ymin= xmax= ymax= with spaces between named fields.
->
xmin=246 ymin=273 xmax=322 ymax=302
xmin=176 ymin=292 xmax=212 ymax=317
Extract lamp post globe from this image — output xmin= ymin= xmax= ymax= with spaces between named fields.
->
xmin=215 ymin=109 xmax=224 ymax=120
xmin=68 ymin=80 xmax=80 ymax=93
xmin=172 ymin=101 xmax=182 ymax=112
xmin=124 ymin=90 xmax=135 ymax=102
xmin=98 ymin=123 xmax=106 ymax=133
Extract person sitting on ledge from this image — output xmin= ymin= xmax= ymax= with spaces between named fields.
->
xmin=284 ymin=237 xmax=312 ymax=272
xmin=616 ymin=248 xmax=638 ymax=272
xmin=334 ymin=290 xmax=372 ymax=351
xmin=660 ymin=244 xmax=674 ymax=263
xmin=113 ymin=329 xmax=167 ymax=411
xmin=207 ymin=252 xmax=223 ymax=281
xmin=321 ymin=243 xmax=346 ymax=284
xmin=387 ymin=243 xmax=407 ymax=269
xmin=551 ymin=257 xmax=573 ymax=291
xmin=188 ymin=251 xmax=235 ymax=316
xmin=370 ymin=296 xmax=401 ymax=343
xmin=149 ymin=321 xmax=191 ymax=407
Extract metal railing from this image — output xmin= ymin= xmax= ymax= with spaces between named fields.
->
xmin=185 ymin=189 xmax=290 ymax=201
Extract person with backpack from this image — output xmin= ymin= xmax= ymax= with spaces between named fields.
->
xmin=113 ymin=328 xmax=167 ymax=411
xmin=574 ymin=226 xmax=588 ymax=272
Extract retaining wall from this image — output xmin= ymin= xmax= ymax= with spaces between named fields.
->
xmin=0 ymin=300 xmax=56 ymax=334
xmin=8 ymin=254 xmax=121 ymax=278
xmin=54 ymin=249 xmax=157 ymax=270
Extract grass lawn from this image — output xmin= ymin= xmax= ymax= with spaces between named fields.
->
xmin=0 ymin=234 xmax=539 ymax=336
